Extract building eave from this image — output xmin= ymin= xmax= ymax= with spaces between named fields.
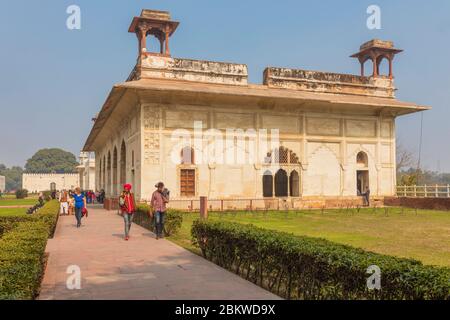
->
xmin=83 ymin=78 xmax=430 ymax=152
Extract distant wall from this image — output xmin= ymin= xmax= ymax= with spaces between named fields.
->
xmin=385 ymin=197 xmax=450 ymax=210
xmin=0 ymin=175 xmax=5 ymax=192
xmin=22 ymin=173 xmax=79 ymax=193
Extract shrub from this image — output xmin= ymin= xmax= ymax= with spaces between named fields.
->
xmin=15 ymin=189 xmax=28 ymax=199
xmin=0 ymin=200 xmax=59 ymax=299
xmin=42 ymin=190 xmax=52 ymax=202
xmin=133 ymin=203 xmax=183 ymax=236
xmin=191 ymin=220 xmax=450 ymax=300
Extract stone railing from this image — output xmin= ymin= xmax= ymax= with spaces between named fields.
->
xmin=130 ymin=55 xmax=248 ymax=85
xmin=263 ymin=67 xmax=396 ymax=98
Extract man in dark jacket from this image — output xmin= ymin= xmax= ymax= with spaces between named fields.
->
xmin=364 ymin=186 xmax=370 ymax=206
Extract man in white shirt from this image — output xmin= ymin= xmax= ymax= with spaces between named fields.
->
xmin=59 ymin=189 xmax=69 ymax=215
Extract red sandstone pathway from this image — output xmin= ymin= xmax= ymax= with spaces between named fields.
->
xmin=39 ymin=207 xmax=280 ymax=300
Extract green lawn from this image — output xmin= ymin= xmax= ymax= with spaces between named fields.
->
xmin=0 ymin=198 xmax=39 ymax=206
xmin=0 ymin=207 xmax=28 ymax=216
xmin=168 ymin=207 xmax=450 ymax=267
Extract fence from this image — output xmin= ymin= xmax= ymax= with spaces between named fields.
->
xmin=396 ymin=185 xmax=450 ymax=198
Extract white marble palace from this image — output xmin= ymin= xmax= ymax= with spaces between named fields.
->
xmin=83 ymin=9 xmax=428 ymax=209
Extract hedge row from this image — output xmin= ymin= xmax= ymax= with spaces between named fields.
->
xmin=133 ymin=203 xmax=183 ymax=236
xmin=0 ymin=200 xmax=59 ymax=300
xmin=191 ymin=220 xmax=450 ymax=300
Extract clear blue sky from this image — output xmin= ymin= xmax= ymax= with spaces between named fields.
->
xmin=1 ymin=1 xmax=449 ymax=171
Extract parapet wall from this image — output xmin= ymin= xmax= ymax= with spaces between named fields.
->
xmin=128 ymin=55 xmax=397 ymax=98
xmin=130 ymin=55 xmax=248 ymax=85
xmin=263 ymin=67 xmax=396 ymax=98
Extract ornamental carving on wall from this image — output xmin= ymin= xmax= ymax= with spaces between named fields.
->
xmin=143 ymin=106 xmax=161 ymax=164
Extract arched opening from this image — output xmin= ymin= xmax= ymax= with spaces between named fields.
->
xmin=289 ymin=170 xmax=300 ymax=197
xmin=356 ymin=151 xmax=368 ymax=167
xmin=120 ymin=141 xmax=126 ymax=186
xmin=50 ymin=182 xmax=56 ymax=192
xmin=103 ymin=155 xmax=106 ymax=191
xmin=112 ymin=147 xmax=118 ymax=196
xmin=181 ymin=146 xmax=195 ymax=165
xmin=275 ymin=169 xmax=288 ymax=197
xmin=98 ymin=159 xmax=102 ymax=190
xmin=356 ymin=151 xmax=369 ymax=195
xmin=376 ymin=56 xmax=390 ymax=77
xmin=362 ymin=58 xmax=373 ymax=77
xmin=262 ymin=170 xmax=273 ymax=197
xmin=107 ymin=152 xmax=111 ymax=195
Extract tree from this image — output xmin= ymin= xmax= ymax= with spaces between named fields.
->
xmin=25 ymin=148 xmax=78 ymax=174
xmin=396 ymin=141 xmax=414 ymax=174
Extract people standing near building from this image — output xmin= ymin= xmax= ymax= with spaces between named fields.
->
xmin=73 ymin=187 xmax=86 ymax=228
xmin=119 ymin=184 xmax=136 ymax=241
xmin=59 ymin=189 xmax=69 ymax=216
xmin=151 ymin=182 xmax=170 ymax=240
xmin=364 ymin=186 xmax=371 ymax=207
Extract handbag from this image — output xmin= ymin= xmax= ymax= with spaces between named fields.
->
xmin=82 ymin=207 xmax=88 ymax=218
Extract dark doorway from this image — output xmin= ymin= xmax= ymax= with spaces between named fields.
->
xmin=357 ymin=170 xmax=369 ymax=195
xmin=263 ymin=171 xmax=273 ymax=197
xmin=275 ymin=169 xmax=288 ymax=197
xmin=290 ymin=170 xmax=300 ymax=197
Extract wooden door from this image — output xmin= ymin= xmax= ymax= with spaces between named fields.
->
xmin=180 ymin=169 xmax=195 ymax=197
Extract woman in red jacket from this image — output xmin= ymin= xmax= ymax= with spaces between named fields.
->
xmin=119 ymin=184 xmax=136 ymax=241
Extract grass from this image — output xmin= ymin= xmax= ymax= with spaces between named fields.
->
xmin=168 ymin=207 xmax=450 ymax=267
xmin=0 ymin=198 xmax=39 ymax=206
xmin=0 ymin=207 xmax=28 ymax=216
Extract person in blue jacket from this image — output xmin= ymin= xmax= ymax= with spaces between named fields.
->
xmin=73 ymin=187 xmax=87 ymax=228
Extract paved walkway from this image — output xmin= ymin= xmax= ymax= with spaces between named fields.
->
xmin=39 ymin=207 xmax=280 ymax=300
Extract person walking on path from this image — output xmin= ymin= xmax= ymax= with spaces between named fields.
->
xmin=73 ymin=187 xmax=86 ymax=228
xmin=59 ymin=189 xmax=69 ymax=216
xmin=151 ymin=182 xmax=169 ymax=240
xmin=119 ymin=184 xmax=136 ymax=241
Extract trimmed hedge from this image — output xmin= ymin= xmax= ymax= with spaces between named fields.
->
xmin=133 ymin=203 xmax=183 ymax=236
xmin=0 ymin=200 xmax=59 ymax=300
xmin=191 ymin=220 xmax=450 ymax=300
